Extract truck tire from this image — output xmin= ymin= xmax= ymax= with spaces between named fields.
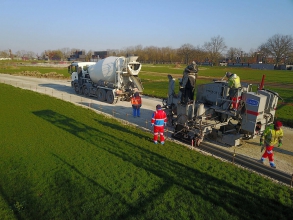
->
xmin=97 ymin=89 xmax=106 ymax=101
xmin=74 ymin=84 xmax=80 ymax=94
xmin=83 ymin=86 xmax=90 ymax=97
xmin=106 ymin=91 xmax=115 ymax=104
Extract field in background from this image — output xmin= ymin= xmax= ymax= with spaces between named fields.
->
xmin=0 ymin=83 xmax=292 ymax=219
xmin=1 ymin=60 xmax=292 ymax=126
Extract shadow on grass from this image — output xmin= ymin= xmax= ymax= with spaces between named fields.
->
xmin=0 ymin=160 xmax=44 ymax=220
xmin=51 ymin=153 xmax=112 ymax=195
xmin=0 ymin=185 xmax=19 ymax=219
xmin=32 ymin=109 xmax=293 ymax=219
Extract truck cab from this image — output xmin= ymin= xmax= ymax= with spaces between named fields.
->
xmin=68 ymin=62 xmax=96 ymax=82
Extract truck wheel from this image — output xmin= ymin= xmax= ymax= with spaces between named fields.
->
xmin=97 ymin=89 xmax=106 ymax=101
xmin=74 ymin=84 xmax=80 ymax=94
xmin=83 ymin=86 xmax=89 ymax=97
xmin=106 ymin=91 xmax=115 ymax=104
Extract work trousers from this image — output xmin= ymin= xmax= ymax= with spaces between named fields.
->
xmin=132 ymin=106 xmax=140 ymax=117
xmin=262 ymin=146 xmax=274 ymax=162
xmin=229 ymin=88 xmax=241 ymax=110
xmin=153 ymin=126 xmax=165 ymax=142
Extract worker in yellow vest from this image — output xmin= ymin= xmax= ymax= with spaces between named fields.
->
xmin=226 ymin=72 xmax=241 ymax=111
xmin=130 ymin=92 xmax=142 ymax=117
xmin=260 ymin=121 xmax=284 ymax=168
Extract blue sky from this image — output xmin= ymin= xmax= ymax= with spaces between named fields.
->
xmin=1 ymin=0 xmax=293 ymax=55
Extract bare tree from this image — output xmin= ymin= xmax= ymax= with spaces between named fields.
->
xmin=203 ymin=35 xmax=227 ymax=66
xmin=15 ymin=50 xmax=27 ymax=59
xmin=161 ymin=46 xmax=177 ymax=64
xmin=144 ymin=46 xmax=160 ymax=63
xmin=60 ymin=47 xmax=71 ymax=61
xmin=27 ymin=51 xmax=36 ymax=60
xmin=177 ymin=44 xmax=196 ymax=64
xmin=0 ymin=50 xmax=10 ymax=58
xmin=86 ymin=50 xmax=93 ymax=61
xmin=248 ymin=48 xmax=257 ymax=57
xmin=287 ymin=50 xmax=293 ymax=65
xmin=258 ymin=34 xmax=293 ymax=65
xmin=192 ymin=46 xmax=207 ymax=64
xmin=226 ymin=47 xmax=242 ymax=63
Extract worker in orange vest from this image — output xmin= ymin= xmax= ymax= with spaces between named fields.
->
xmin=130 ymin=92 xmax=142 ymax=117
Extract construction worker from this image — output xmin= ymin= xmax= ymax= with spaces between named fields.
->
xmin=260 ymin=121 xmax=284 ymax=168
xmin=180 ymin=61 xmax=198 ymax=104
xmin=130 ymin=92 xmax=142 ymax=117
xmin=226 ymin=72 xmax=241 ymax=111
xmin=151 ymin=104 xmax=167 ymax=145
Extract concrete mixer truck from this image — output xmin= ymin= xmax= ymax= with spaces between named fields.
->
xmin=68 ymin=56 xmax=143 ymax=104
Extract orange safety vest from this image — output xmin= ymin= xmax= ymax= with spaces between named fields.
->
xmin=131 ymin=96 xmax=142 ymax=106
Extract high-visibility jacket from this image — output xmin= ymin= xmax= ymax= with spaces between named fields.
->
xmin=228 ymin=74 xmax=241 ymax=89
xmin=131 ymin=96 xmax=142 ymax=107
xmin=151 ymin=109 xmax=167 ymax=127
xmin=261 ymin=125 xmax=283 ymax=146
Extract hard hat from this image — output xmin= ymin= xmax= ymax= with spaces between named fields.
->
xmin=226 ymin=72 xmax=232 ymax=78
xmin=274 ymin=121 xmax=282 ymax=128
xmin=156 ymin=104 xmax=161 ymax=109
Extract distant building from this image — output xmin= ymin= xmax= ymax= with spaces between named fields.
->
xmin=68 ymin=50 xmax=86 ymax=61
xmin=91 ymin=51 xmax=108 ymax=61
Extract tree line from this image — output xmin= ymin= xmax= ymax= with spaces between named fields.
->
xmin=1 ymin=34 xmax=293 ymax=66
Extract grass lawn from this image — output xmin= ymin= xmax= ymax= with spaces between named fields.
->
xmin=0 ymin=83 xmax=292 ymax=219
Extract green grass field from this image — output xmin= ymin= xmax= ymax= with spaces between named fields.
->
xmin=0 ymin=83 xmax=293 ymax=219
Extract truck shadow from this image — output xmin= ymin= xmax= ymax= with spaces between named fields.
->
xmin=39 ymin=83 xmax=75 ymax=94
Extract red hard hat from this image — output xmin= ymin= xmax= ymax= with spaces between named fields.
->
xmin=274 ymin=121 xmax=282 ymax=128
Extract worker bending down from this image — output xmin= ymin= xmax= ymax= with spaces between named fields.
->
xmin=260 ymin=121 xmax=284 ymax=168
xmin=151 ymin=104 xmax=167 ymax=145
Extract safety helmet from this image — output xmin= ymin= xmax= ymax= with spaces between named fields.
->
xmin=274 ymin=121 xmax=282 ymax=129
xmin=156 ymin=104 xmax=161 ymax=109
xmin=226 ymin=72 xmax=232 ymax=78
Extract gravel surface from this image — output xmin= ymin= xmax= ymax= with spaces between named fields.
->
xmin=1 ymin=73 xmax=292 ymax=175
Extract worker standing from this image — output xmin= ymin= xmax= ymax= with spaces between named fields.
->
xmin=180 ymin=61 xmax=198 ymax=104
xmin=260 ymin=121 xmax=284 ymax=168
xmin=130 ymin=92 xmax=142 ymax=117
xmin=226 ymin=72 xmax=241 ymax=111
xmin=151 ymin=104 xmax=167 ymax=145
